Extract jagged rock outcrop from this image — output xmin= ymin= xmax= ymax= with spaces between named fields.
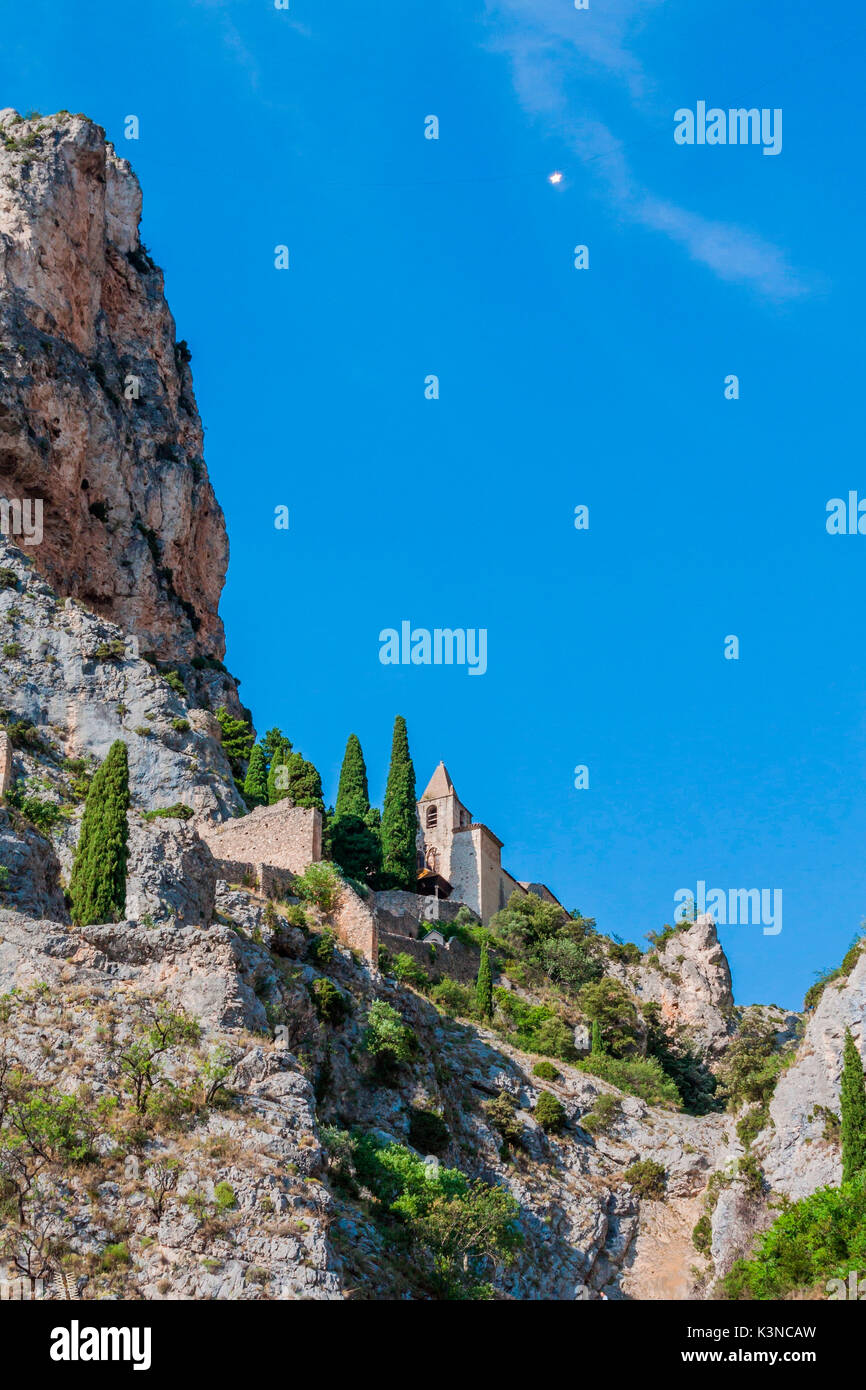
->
xmin=0 ymin=108 xmax=231 ymax=670
xmin=607 ymin=915 xmax=735 ymax=1057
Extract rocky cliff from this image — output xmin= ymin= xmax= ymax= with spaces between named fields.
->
xmin=0 ymin=109 xmax=230 ymax=671
xmin=0 ymin=110 xmax=863 ymax=1303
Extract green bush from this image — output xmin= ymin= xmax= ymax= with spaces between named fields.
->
xmin=721 ymin=1172 xmax=866 ymax=1299
xmin=351 ymin=1132 xmax=521 ymax=1298
xmin=692 ymin=1214 xmax=713 ymax=1255
xmin=484 ymin=1090 xmax=524 ymax=1149
xmin=142 ymin=803 xmax=194 ymax=822
xmin=577 ymin=1053 xmax=682 ymax=1108
xmin=408 ymin=1107 xmax=450 ymax=1154
xmin=94 ymin=640 xmax=126 ymax=661
xmin=580 ymin=1092 xmax=620 ymax=1135
xmin=429 ymin=977 xmax=475 ymax=1017
xmin=716 ymin=1016 xmax=785 ymax=1111
xmin=736 ymin=1105 xmax=769 ymax=1150
xmin=737 ymin=1152 xmax=764 ymax=1199
xmin=100 ymin=1241 xmax=130 ymax=1270
xmin=362 ymin=1000 xmax=415 ymax=1069
xmin=308 ymin=927 xmax=335 ymax=966
xmin=492 ymin=987 xmax=576 ymax=1060
xmin=310 ymin=977 xmax=347 ymax=1026
xmin=534 ymin=1090 xmax=566 ymax=1133
xmin=488 ymin=891 xmax=601 ymax=993
xmin=5 ymin=786 xmax=63 ymax=837
xmin=2 ymin=642 xmax=22 ymax=659
xmin=532 ymin=1060 xmax=559 ymax=1082
xmin=578 ymin=977 xmax=640 ymax=1058
xmin=622 ymin=1159 xmax=667 ymax=1200
xmin=162 ymin=670 xmax=187 ymax=699
xmin=607 ymin=940 xmax=643 ymax=965
xmin=294 ymin=861 xmax=342 ymax=912
xmin=0 ymin=568 xmax=18 ymax=590
xmin=214 ymin=1181 xmax=237 ymax=1211
xmin=642 ymin=1001 xmax=723 ymax=1116
xmin=393 ymin=952 xmax=431 ymax=991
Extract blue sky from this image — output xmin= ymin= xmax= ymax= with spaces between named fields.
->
xmin=3 ymin=0 xmax=864 ymax=1009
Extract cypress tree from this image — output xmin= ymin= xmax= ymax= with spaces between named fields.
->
xmin=330 ymin=813 xmax=382 ymax=884
xmin=591 ymin=1019 xmax=603 ymax=1055
xmin=267 ymin=739 xmax=292 ymax=804
xmin=841 ymin=1026 xmax=866 ymax=1183
xmin=335 ymin=734 xmax=370 ymax=819
xmin=69 ymin=740 xmax=130 ymax=927
xmin=282 ymin=752 xmax=325 ymax=810
xmin=475 ymin=943 xmax=493 ymax=1020
xmin=381 ymin=715 xmax=417 ymax=889
xmin=242 ymin=744 xmax=268 ymax=806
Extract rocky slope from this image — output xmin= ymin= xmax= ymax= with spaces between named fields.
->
xmin=0 ymin=892 xmax=734 ymax=1300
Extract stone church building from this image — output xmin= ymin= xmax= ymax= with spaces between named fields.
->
xmin=416 ymin=762 xmax=563 ymax=923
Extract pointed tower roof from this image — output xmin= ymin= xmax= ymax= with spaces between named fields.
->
xmin=420 ymin=761 xmax=455 ymax=800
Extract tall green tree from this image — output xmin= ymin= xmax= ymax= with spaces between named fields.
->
xmin=330 ymin=733 xmax=381 ymax=882
xmin=330 ymin=813 xmax=382 ymax=884
xmin=381 ymin=715 xmax=417 ymax=889
xmin=215 ymin=706 xmax=254 ymax=773
xmin=242 ymin=744 xmax=268 ymax=807
xmin=260 ymin=727 xmax=291 ymax=768
xmin=69 ymin=740 xmax=130 ymax=927
xmin=267 ymin=739 xmax=292 ymax=804
xmin=335 ymin=733 xmax=370 ymax=819
xmin=475 ymin=943 xmax=493 ymax=1021
xmin=841 ymin=1026 xmax=866 ymax=1184
xmin=591 ymin=1019 xmax=603 ymax=1055
xmin=282 ymin=752 xmax=325 ymax=810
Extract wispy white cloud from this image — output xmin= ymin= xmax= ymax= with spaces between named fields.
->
xmin=484 ymin=0 xmax=808 ymax=301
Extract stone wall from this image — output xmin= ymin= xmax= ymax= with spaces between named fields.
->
xmin=211 ymin=858 xmax=296 ymax=901
xmin=333 ymin=883 xmax=378 ymax=963
xmin=379 ymin=929 xmax=480 ymax=986
xmin=197 ymin=801 xmax=321 ymax=875
xmin=373 ymin=889 xmax=474 ymax=932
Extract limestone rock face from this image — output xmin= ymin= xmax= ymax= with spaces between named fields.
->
xmin=0 ymin=806 xmax=67 ymax=920
xmin=0 ymin=108 xmax=229 ymax=665
xmin=759 ymin=951 xmax=866 ymax=1199
xmin=608 ymin=915 xmax=735 ymax=1057
xmin=0 ymin=537 xmax=243 ymax=821
xmin=124 ymin=816 xmax=218 ymax=927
